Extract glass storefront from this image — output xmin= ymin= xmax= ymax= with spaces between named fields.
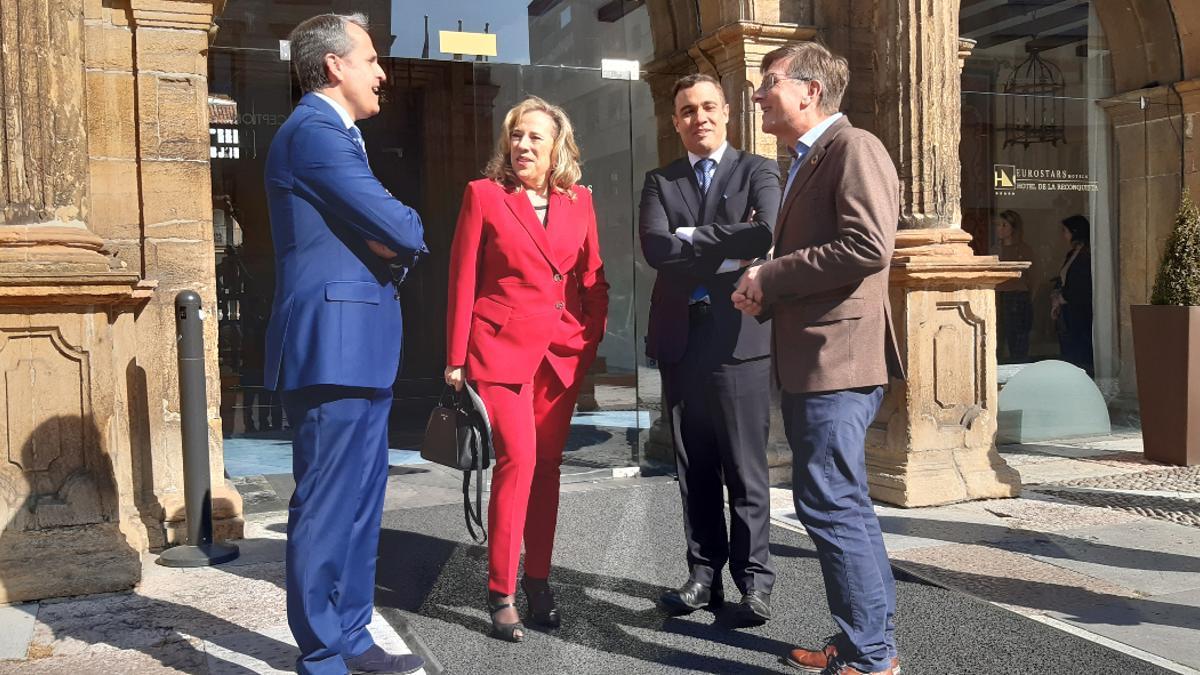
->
xmin=208 ymin=0 xmax=672 ymax=473
xmin=207 ymin=0 xmax=1183 ymax=467
xmin=960 ymin=0 xmax=1182 ymax=407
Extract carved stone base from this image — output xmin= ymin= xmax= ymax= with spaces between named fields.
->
xmin=868 ymin=229 xmax=1026 ymax=507
xmin=160 ymin=480 xmax=246 ymax=547
xmin=0 ymin=523 xmax=140 ymax=603
xmin=0 ymin=271 xmax=154 ymax=602
xmin=867 ymin=433 xmax=1022 ymax=508
xmin=165 ymin=516 xmax=246 ymax=548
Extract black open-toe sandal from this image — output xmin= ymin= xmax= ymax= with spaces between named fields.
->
xmin=522 ymin=577 xmax=562 ymax=629
xmin=488 ymin=600 xmax=526 ymax=642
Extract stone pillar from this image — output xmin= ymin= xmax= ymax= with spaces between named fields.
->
xmin=0 ymin=0 xmax=240 ymax=603
xmin=874 ymin=230 xmax=1025 ymax=506
xmin=0 ymin=0 xmax=153 ymax=603
xmin=125 ymin=0 xmax=242 ymax=546
xmin=865 ymin=2 xmax=1026 ymax=507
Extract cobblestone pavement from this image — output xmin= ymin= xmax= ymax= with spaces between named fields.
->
xmin=1046 ymin=464 xmax=1200 ymax=492
xmin=1035 ymin=489 xmax=1200 ymax=528
xmin=1032 ymin=464 xmax=1200 ymax=528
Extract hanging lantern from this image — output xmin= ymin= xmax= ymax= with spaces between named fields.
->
xmin=1002 ymin=46 xmax=1066 ymax=148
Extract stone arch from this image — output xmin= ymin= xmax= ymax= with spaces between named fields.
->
xmin=1093 ymin=0 xmax=1183 ymax=91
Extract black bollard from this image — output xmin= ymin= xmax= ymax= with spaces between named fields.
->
xmin=158 ymin=291 xmax=239 ymax=568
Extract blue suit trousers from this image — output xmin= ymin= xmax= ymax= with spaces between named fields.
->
xmin=281 ymin=385 xmax=393 ymax=675
xmin=781 ymin=386 xmax=897 ymax=673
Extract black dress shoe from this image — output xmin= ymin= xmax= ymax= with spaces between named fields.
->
xmin=344 ymin=645 xmax=424 ymax=674
xmin=660 ymin=579 xmax=723 ymax=615
xmin=733 ymin=589 xmax=771 ymax=625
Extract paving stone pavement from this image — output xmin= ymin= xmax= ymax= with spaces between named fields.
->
xmin=2 ymin=430 xmax=1198 ymax=674
xmin=1022 ymin=444 xmax=1200 ymax=529
xmin=835 ymin=434 xmax=1200 ymax=674
xmin=0 ymin=517 xmax=425 ymax=675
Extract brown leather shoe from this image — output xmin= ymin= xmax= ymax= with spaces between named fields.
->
xmin=785 ymin=642 xmax=900 ymax=674
xmin=784 ymin=643 xmax=837 ymax=672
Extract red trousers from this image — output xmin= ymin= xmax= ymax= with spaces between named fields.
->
xmin=475 ymin=359 xmax=582 ymax=595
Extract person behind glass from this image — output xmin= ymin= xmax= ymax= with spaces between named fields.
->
xmin=638 ymin=74 xmax=780 ymax=626
xmin=444 ymin=96 xmax=609 ymax=642
xmin=264 ymin=13 xmax=427 ymax=675
xmin=1052 ymin=214 xmax=1094 ymax=375
xmin=994 ymin=210 xmax=1036 ymax=361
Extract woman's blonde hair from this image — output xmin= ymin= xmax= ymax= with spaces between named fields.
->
xmin=484 ymin=96 xmax=582 ymax=199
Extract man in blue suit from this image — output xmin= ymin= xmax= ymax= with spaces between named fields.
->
xmin=264 ymin=13 xmax=427 ymax=675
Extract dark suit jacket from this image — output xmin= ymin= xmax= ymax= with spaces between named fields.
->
xmin=639 ymin=148 xmax=780 ymax=364
xmin=756 ymin=117 xmax=905 ymax=393
xmin=263 ymin=93 xmax=427 ymax=392
xmin=446 ymin=179 xmax=609 ymax=387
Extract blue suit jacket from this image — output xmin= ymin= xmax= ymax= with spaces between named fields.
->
xmin=264 ymin=93 xmax=426 ymax=392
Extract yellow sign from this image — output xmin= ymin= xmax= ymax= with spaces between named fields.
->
xmin=439 ymin=31 xmax=498 ymax=57
xmin=994 ymin=164 xmax=1015 ymax=188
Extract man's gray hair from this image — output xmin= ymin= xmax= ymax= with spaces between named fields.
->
xmin=760 ymin=42 xmax=849 ymax=115
xmin=289 ymin=13 xmax=369 ymax=93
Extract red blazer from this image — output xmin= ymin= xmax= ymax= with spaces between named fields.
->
xmin=446 ymin=179 xmax=609 ymax=386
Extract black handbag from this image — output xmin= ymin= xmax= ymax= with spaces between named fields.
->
xmin=420 ymin=384 xmax=493 ymax=542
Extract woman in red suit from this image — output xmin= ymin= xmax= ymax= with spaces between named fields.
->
xmin=445 ymin=96 xmax=609 ymax=642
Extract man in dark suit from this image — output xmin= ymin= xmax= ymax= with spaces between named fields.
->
xmin=734 ymin=43 xmax=905 ymax=675
xmin=264 ymin=13 xmax=427 ymax=675
xmin=639 ymin=74 xmax=781 ymax=626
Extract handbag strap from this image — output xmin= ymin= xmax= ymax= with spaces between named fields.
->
xmin=463 ymin=459 xmax=487 ymax=544
xmin=439 ymin=385 xmax=461 ymax=409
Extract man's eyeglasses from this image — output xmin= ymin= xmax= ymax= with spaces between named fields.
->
xmin=755 ymin=72 xmax=810 ymax=95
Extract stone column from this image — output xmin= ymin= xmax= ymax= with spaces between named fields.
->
xmin=0 ymin=0 xmax=153 ymax=603
xmin=866 ymin=2 xmax=1026 ymax=507
xmin=126 ymin=0 xmax=242 ymax=546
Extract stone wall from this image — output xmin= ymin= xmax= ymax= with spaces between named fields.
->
xmin=0 ymin=0 xmax=238 ymax=603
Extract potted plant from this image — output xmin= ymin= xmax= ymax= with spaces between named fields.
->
xmin=1131 ymin=190 xmax=1200 ymax=465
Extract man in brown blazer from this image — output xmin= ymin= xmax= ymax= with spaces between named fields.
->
xmin=733 ymin=43 xmax=905 ymax=675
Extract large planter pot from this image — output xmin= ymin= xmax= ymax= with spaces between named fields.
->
xmin=1131 ymin=304 xmax=1200 ymax=466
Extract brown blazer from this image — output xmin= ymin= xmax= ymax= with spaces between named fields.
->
xmin=756 ymin=117 xmax=905 ymax=394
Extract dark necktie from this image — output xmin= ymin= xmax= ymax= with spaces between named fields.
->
xmin=690 ymin=158 xmax=717 ymax=304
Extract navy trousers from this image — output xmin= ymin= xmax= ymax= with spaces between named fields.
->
xmin=781 ymin=386 xmax=896 ymax=673
xmin=281 ymin=385 xmax=393 ymax=675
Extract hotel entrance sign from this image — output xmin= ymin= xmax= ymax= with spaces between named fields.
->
xmin=994 ymin=164 xmax=1098 ymax=196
